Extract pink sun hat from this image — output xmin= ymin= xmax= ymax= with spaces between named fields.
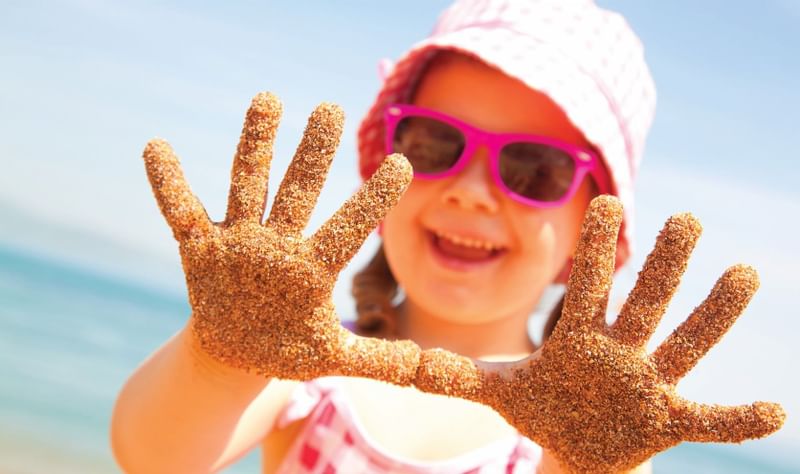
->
xmin=357 ymin=0 xmax=657 ymax=269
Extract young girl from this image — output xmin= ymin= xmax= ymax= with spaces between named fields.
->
xmin=111 ymin=1 xmax=782 ymax=472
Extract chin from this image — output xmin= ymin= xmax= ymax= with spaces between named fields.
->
xmin=411 ymin=285 xmax=503 ymax=325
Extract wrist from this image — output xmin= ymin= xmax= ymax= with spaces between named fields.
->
xmin=538 ymin=449 xmax=652 ymax=474
xmin=181 ymin=321 xmax=270 ymax=387
xmin=536 ymin=449 xmax=563 ymax=474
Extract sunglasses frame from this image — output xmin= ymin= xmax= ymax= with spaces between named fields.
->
xmin=384 ymin=104 xmax=611 ymax=208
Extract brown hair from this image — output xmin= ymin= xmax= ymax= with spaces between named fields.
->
xmin=351 ymin=245 xmax=401 ymax=338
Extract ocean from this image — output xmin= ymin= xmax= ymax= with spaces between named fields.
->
xmin=0 ymin=243 xmax=796 ymax=473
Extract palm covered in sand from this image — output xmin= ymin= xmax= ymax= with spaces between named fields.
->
xmin=415 ymin=197 xmax=785 ymax=472
xmin=143 ymin=93 xmax=784 ymax=473
xmin=143 ymin=93 xmax=420 ymax=383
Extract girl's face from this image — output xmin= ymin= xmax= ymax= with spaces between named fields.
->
xmin=382 ymin=53 xmax=595 ymax=326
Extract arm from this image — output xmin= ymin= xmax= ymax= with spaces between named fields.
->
xmin=537 ymin=450 xmax=651 ymax=474
xmin=111 ymin=325 xmax=295 ymax=473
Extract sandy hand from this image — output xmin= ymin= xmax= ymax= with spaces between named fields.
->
xmin=415 ymin=196 xmax=785 ymax=473
xmin=142 ymin=92 xmax=420 ymax=383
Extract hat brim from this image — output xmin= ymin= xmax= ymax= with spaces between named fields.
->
xmin=357 ymin=27 xmax=634 ymax=268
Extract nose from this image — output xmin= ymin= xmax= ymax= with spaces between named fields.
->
xmin=439 ymin=146 xmax=501 ymax=213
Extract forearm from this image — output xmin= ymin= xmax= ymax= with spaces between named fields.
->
xmin=111 ymin=322 xmax=286 ymax=473
xmin=537 ymin=449 xmax=652 ymax=474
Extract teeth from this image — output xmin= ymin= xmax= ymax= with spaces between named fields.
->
xmin=434 ymin=230 xmax=502 ymax=251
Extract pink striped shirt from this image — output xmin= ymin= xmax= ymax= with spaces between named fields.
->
xmin=274 ymin=378 xmax=542 ymax=473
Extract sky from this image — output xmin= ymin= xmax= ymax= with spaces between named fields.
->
xmin=1 ymin=0 xmax=799 ymax=466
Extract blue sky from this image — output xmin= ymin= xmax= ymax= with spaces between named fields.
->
xmin=1 ymin=0 xmax=799 ymax=465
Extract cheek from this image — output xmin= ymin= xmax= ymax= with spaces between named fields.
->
xmin=511 ymin=222 xmax=560 ymax=281
xmin=382 ymin=177 xmax=443 ymax=228
xmin=381 ymin=181 xmax=429 ymax=276
xmin=511 ymin=208 xmax=581 ymax=282
xmin=382 ymin=206 xmax=412 ymax=266
xmin=529 ymin=180 xmax=594 ymax=262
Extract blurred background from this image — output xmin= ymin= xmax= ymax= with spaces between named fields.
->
xmin=1 ymin=0 xmax=798 ymax=472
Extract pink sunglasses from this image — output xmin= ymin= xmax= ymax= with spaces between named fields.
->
xmin=384 ymin=104 xmax=610 ymax=208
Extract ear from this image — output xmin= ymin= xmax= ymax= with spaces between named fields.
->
xmin=377 ymin=221 xmax=384 ymax=236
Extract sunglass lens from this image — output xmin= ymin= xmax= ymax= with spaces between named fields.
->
xmin=392 ymin=116 xmax=465 ymax=174
xmin=499 ymin=143 xmax=576 ymax=202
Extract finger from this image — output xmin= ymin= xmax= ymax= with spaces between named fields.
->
xmin=306 ymin=153 xmax=412 ymax=274
xmin=671 ymin=398 xmax=785 ymax=443
xmin=224 ymin=92 xmax=282 ymax=225
xmin=652 ymin=265 xmax=759 ymax=384
xmin=265 ymin=103 xmax=344 ymax=237
xmin=552 ymin=195 xmax=622 ymax=339
xmin=413 ymin=349 xmax=488 ymax=403
xmin=143 ymin=139 xmax=213 ymax=240
xmin=609 ymin=213 xmax=702 ymax=346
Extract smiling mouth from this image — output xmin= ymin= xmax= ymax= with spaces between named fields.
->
xmin=429 ymin=230 xmax=507 ymax=264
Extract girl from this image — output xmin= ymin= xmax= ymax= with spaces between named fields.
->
xmin=111 ymin=1 xmax=782 ymax=472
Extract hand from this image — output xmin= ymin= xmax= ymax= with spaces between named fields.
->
xmin=142 ymin=92 xmax=420 ymax=383
xmin=415 ymin=196 xmax=785 ymax=473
